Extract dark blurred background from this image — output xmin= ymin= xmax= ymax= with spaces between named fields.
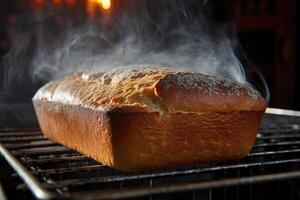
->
xmin=0 ymin=0 xmax=298 ymax=125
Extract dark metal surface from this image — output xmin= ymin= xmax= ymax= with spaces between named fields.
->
xmin=1 ymin=112 xmax=300 ymax=199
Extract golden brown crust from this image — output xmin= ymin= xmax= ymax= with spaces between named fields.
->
xmin=34 ymin=101 xmax=264 ymax=171
xmin=33 ymin=65 xmax=267 ymax=171
xmin=155 ymin=73 xmax=266 ymax=113
xmin=33 ymin=66 xmax=266 ymax=114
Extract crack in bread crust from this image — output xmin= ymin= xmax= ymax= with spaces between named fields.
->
xmin=33 ymin=65 xmax=266 ymax=115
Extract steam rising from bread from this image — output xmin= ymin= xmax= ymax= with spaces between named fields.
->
xmin=30 ymin=1 xmax=247 ymax=83
xmin=1 ymin=0 xmax=269 ymax=103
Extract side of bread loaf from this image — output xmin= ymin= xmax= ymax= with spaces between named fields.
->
xmin=33 ymin=65 xmax=266 ymax=171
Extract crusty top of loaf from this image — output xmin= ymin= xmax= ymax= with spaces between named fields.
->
xmin=33 ymin=65 xmax=266 ymax=114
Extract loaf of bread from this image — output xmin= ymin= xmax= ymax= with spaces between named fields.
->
xmin=33 ymin=65 xmax=266 ymax=171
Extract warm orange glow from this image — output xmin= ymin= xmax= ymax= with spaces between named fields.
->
xmin=97 ymin=0 xmax=111 ymax=10
xmin=87 ymin=0 xmax=97 ymax=19
xmin=86 ymin=0 xmax=111 ymax=20
xmin=52 ymin=0 xmax=62 ymax=7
